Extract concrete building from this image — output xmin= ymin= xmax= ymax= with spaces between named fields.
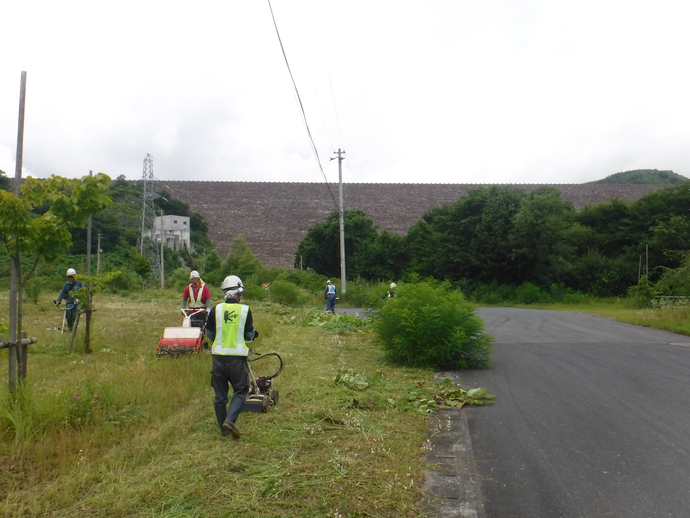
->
xmin=152 ymin=215 xmax=191 ymax=251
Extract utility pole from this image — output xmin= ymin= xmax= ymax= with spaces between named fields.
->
xmin=9 ymin=71 xmax=27 ymax=391
xmin=334 ymin=148 xmax=346 ymax=294
xmin=160 ymin=209 xmax=165 ymax=289
xmin=86 ymin=171 xmax=93 ymax=277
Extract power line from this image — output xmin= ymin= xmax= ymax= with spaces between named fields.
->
xmin=266 ymin=0 xmax=339 ymax=211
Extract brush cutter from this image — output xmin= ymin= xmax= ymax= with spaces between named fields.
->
xmin=156 ymin=308 xmax=207 ymax=357
xmin=243 ymin=352 xmax=283 ymax=413
xmin=54 ymin=300 xmax=78 ymax=334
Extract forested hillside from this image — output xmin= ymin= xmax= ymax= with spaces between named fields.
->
xmin=298 ymin=184 xmax=690 ymax=297
xmin=589 ymin=169 xmax=688 ymax=184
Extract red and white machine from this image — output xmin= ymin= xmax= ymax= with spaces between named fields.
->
xmin=156 ymin=308 xmax=206 ymax=357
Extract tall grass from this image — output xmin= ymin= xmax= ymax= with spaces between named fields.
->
xmin=1 ymin=291 xmax=433 ymax=517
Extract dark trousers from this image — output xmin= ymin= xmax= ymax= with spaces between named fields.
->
xmin=66 ymin=303 xmax=79 ymax=329
xmin=326 ymin=293 xmax=336 ymax=312
xmin=211 ymin=355 xmax=249 ymax=432
xmin=190 ymin=310 xmax=207 ymax=328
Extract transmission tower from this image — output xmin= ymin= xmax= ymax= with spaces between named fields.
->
xmin=137 ymin=154 xmax=161 ymax=282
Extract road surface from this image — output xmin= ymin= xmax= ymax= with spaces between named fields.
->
xmin=446 ymin=307 xmax=690 ymax=518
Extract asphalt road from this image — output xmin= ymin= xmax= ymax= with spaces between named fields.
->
xmin=446 ymin=307 xmax=690 ymax=518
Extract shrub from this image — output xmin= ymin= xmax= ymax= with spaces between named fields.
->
xmin=276 ymin=268 xmax=327 ymax=292
xmin=561 ymin=292 xmax=588 ymax=305
xmin=516 ymin=282 xmax=546 ymax=304
xmin=373 ymin=278 xmax=493 ymax=369
xmin=268 ymin=280 xmax=304 ymax=306
xmin=243 ymin=283 xmax=268 ymax=302
xmin=470 ymin=281 xmax=516 ymax=305
xmin=626 ymin=276 xmax=657 ymax=308
xmin=168 ymin=267 xmax=191 ymax=292
xmin=23 ymin=277 xmax=42 ymax=305
xmin=106 ymin=270 xmax=141 ymax=293
xmin=341 ymin=278 xmax=380 ymax=307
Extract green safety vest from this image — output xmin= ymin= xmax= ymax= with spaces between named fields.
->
xmin=211 ymin=302 xmax=250 ymax=356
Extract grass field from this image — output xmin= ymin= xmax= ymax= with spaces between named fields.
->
xmin=2 ymin=291 xmax=688 ymax=517
xmin=1 ymin=292 xmax=434 ymax=518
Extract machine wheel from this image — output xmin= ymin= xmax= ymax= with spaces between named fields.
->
xmin=271 ymin=389 xmax=279 ymax=406
xmin=261 ymin=395 xmax=270 ymax=413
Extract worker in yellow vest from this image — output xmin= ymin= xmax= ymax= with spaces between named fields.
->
xmin=205 ymin=275 xmax=259 ymax=438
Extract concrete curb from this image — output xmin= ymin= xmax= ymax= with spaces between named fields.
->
xmin=419 ymin=400 xmax=487 ymax=517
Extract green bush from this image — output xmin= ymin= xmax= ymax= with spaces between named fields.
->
xmin=268 ymin=280 xmax=304 ymax=306
xmin=23 ymin=277 xmax=42 ymax=305
xmin=373 ymin=278 xmax=493 ymax=369
xmin=516 ymin=282 xmax=546 ymax=304
xmin=561 ymin=292 xmax=589 ymax=305
xmin=106 ymin=270 xmax=142 ymax=293
xmin=243 ymin=283 xmax=268 ymax=302
xmin=276 ymin=268 xmax=327 ymax=292
xmin=168 ymin=267 xmax=192 ymax=292
xmin=339 ymin=278 xmax=380 ymax=308
xmin=470 ymin=281 xmax=517 ymax=305
xmin=626 ymin=276 xmax=657 ymax=308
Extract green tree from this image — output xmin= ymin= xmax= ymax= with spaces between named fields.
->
xmin=0 ymin=173 xmax=112 ymax=391
xmin=405 ymin=186 xmax=525 ymax=285
xmin=0 ymin=170 xmax=10 ymax=191
xmin=295 ymin=210 xmax=379 ymax=279
xmin=203 ymin=249 xmax=223 ymax=286
xmin=648 ymin=215 xmax=690 ymax=263
xmin=509 ymin=188 xmax=576 ymax=287
xmin=357 ymin=230 xmax=409 ymax=281
xmin=655 ymin=253 xmax=690 ymax=295
xmin=222 ymin=235 xmax=265 ymax=280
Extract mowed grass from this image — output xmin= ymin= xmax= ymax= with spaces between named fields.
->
xmin=0 ymin=292 xmax=432 ymax=518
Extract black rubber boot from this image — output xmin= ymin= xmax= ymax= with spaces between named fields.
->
xmin=215 ymin=405 xmax=230 ymax=436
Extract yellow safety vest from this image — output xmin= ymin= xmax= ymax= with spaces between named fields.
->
xmin=211 ymin=303 xmax=250 ymax=356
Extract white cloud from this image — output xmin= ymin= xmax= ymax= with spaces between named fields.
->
xmin=2 ymin=0 xmax=690 ymax=184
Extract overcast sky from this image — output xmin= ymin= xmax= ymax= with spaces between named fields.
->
xmin=2 ymin=1 xmax=689 ymax=185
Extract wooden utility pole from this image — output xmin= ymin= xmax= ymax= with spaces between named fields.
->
xmin=160 ymin=209 xmax=165 ymax=289
xmin=9 ymin=71 xmax=27 ymax=392
xmin=84 ymin=171 xmax=93 ymax=354
xmin=335 ymin=148 xmax=347 ymax=294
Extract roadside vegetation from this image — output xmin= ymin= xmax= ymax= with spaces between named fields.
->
xmin=1 ymin=289 xmax=446 ymax=517
xmin=297 ymin=178 xmax=690 ymax=300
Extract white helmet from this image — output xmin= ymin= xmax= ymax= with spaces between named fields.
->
xmin=190 ymin=270 xmax=200 ymax=280
xmin=390 ymin=282 xmax=397 ymax=289
xmin=66 ymin=268 xmax=77 ymax=276
xmin=221 ymin=275 xmax=244 ymax=292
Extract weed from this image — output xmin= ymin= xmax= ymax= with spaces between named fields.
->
xmin=0 ymin=292 xmax=431 ymax=517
